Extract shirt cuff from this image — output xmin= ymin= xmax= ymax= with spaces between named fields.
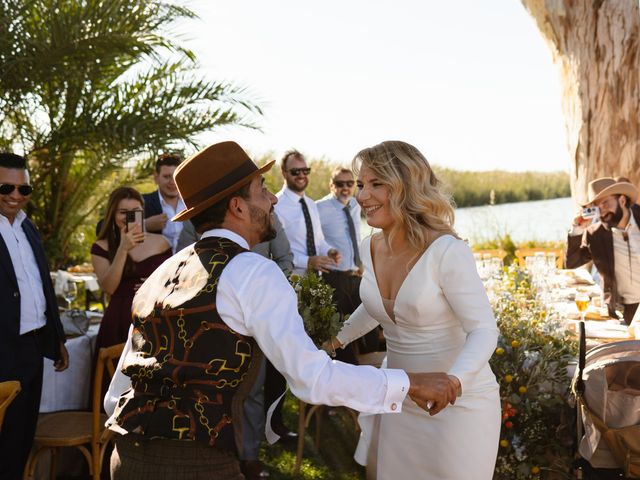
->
xmin=294 ymin=254 xmax=310 ymax=271
xmin=569 ymin=225 xmax=585 ymax=236
xmin=382 ymin=369 xmax=410 ymax=413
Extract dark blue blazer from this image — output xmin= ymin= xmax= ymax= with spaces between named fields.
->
xmin=143 ymin=190 xmax=163 ymax=233
xmin=0 ymin=217 xmax=65 ymax=379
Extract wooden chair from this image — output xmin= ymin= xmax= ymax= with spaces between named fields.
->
xmin=0 ymin=380 xmax=21 ymax=432
xmin=293 ymin=347 xmax=383 ymax=474
xmin=515 ymin=247 xmax=564 ymax=269
xmin=23 ymin=343 xmax=124 ymax=480
xmin=294 ymin=400 xmax=359 ymax=475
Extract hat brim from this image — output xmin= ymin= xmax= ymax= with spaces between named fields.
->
xmin=588 ymin=182 xmax=638 ymax=206
xmin=172 ymin=160 xmax=275 ymax=222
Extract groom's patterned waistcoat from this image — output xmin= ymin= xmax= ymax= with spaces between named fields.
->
xmin=112 ymin=237 xmax=262 ymax=452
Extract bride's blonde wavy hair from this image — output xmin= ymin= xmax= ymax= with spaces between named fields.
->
xmin=353 ymin=140 xmax=458 ymax=252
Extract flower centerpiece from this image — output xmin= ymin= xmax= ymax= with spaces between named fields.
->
xmin=288 ymin=271 xmax=343 ymax=347
xmin=490 ymin=264 xmax=578 ymax=479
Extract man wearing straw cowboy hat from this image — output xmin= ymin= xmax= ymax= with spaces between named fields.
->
xmin=105 ymin=141 xmax=458 ymax=479
xmin=566 ymin=176 xmax=640 ymax=325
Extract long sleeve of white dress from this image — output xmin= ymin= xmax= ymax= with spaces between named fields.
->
xmin=336 ymin=303 xmax=380 ymax=346
xmin=438 ymin=239 xmax=499 ymax=392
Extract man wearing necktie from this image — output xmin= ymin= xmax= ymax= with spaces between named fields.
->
xmin=274 ymin=150 xmax=341 ymax=276
xmin=318 ymin=167 xmax=380 ymax=360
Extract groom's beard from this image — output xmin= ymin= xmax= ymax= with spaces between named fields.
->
xmin=249 ymin=204 xmax=277 ymax=243
xmin=602 ymin=204 xmax=624 ymax=228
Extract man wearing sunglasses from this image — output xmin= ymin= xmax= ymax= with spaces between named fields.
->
xmin=0 ymin=153 xmax=69 ymax=479
xmin=275 ymin=149 xmax=341 ymax=275
xmin=317 ymin=167 xmax=379 ymax=362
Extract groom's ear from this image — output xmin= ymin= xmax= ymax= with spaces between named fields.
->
xmin=228 ymin=196 xmax=247 ymax=219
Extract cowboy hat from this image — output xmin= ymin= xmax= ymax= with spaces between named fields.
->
xmin=585 ymin=176 xmax=638 ymax=205
xmin=172 ymin=141 xmax=274 ymax=222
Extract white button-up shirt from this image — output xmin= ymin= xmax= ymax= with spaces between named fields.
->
xmin=275 ymin=187 xmax=335 ymax=275
xmin=105 ymin=228 xmax=408 ymax=419
xmin=0 ymin=210 xmax=47 ymax=334
xmin=157 ymin=190 xmax=185 ymax=253
xmin=317 ymin=195 xmax=361 ymax=271
xmin=611 ymin=215 xmax=640 ymax=304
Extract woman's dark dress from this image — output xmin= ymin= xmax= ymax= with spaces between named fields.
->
xmin=91 ymin=243 xmax=171 ymax=350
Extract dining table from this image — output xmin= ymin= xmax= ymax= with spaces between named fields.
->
xmin=40 ymin=318 xmax=101 ymax=413
xmin=539 ymin=267 xmax=633 ymax=346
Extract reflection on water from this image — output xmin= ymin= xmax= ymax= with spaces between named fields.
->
xmin=359 ymin=197 xmax=576 ymax=245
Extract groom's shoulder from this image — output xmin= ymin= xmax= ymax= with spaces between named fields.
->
xmin=228 ymin=250 xmax=284 ymax=277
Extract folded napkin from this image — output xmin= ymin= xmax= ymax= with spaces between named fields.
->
xmin=563 ymin=268 xmax=595 ymax=285
xmin=60 ymin=309 xmax=90 ymax=337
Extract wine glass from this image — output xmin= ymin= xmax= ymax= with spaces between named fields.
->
xmin=575 ymin=292 xmax=590 ymax=322
xmin=62 ymin=280 xmax=78 ymax=309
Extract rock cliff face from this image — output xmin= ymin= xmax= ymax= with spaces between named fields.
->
xmin=521 ymin=0 xmax=640 ymax=204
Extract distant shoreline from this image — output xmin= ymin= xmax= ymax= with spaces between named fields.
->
xmin=436 ymin=167 xmax=571 ymax=208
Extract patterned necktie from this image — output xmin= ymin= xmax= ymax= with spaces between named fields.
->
xmin=299 ymin=197 xmax=317 ymax=256
xmin=343 ymin=203 xmax=361 ymax=267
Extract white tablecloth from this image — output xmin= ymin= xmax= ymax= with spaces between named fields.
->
xmin=40 ymin=323 xmax=100 ymax=412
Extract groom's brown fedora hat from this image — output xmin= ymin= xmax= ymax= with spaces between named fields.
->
xmin=172 ymin=141 xmax=274 ymax=222
xmin=586 ymin=176 xmax=638 ymax=205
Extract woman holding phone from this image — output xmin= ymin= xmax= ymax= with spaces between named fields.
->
xmin=91 ymin=187 xmax=171 ymax=351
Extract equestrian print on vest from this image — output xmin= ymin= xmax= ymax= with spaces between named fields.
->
xmin=112 ymin=237 xmax=260 ymax=452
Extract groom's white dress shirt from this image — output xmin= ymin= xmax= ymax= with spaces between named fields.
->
xmin=105 ymin=228 xmax=409 ymax=420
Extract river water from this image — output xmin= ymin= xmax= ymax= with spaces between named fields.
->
xmin=360 ymin=197 xmax=576 ymax=245
xmin=454 ymin=197 xmax=575 ymax=244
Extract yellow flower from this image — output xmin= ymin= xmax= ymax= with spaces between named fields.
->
xmin=511 ymin=340 xmax=520 ymax=348
xmin=499 ymin=439 xmax=509 ymax=447
xmin=504 ymin=374 xmax=513 ymax=383
xmin=518 ymin=386 xmax=527 ymax=394
xmin=531 ymin=466 xmax=540 ymax=474
xmin=289 ymin=274 xmax=301 ymax=282
xmin=495 ymin=347 xmax=505 ymax=355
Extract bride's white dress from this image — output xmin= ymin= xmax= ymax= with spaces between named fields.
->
xmin=337 ymin=235 xmax=501 ymax=479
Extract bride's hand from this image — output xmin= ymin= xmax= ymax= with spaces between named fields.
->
xmin=321 ymin=337 xmax=343 ymax=357
xmin=407 ymin=372 xmax=458 ymax=416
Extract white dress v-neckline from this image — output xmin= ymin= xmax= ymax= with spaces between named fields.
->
xmin=366 ymin=234 xmax=450 ymax=324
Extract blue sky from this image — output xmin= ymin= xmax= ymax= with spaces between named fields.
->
xmin=175 ymin=0 xmax=567 ymax=172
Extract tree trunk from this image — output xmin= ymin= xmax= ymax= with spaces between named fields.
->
xmin=521 ymin=0 xmax=640 ymax=205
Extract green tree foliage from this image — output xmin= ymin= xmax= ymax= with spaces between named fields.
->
xmin=436 ymin=168 xmax=571 ymax=208
xmin=0 ymin=0 xmax=262 ymax=267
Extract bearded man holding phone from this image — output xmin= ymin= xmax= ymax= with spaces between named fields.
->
xmin=566 ymin=176 xmax=640 ymax=324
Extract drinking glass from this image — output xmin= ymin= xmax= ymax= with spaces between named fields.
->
xmin=575 ymin=292 xmax=590 ymax=321
xmin=62 ymin=280 xmax=78 ymax=309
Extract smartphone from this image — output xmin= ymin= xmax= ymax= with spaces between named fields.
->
xmin=582 ymin=206 xmax=599 ymax=219
xmin=125 ymin=209 xmax=144 ymax=233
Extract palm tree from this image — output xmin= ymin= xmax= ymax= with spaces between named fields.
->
xmin=0 ymin=0 xmax=262 ymax=266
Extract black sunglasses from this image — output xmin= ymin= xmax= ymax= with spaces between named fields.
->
xmin=0 ymin=183 xmax=33 ymax=196
xmin=333 ymin=180 xmax=355 ymax=188
xmin=288 ymin=167 xmax=311 ymax=176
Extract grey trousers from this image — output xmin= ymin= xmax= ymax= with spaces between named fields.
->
xmin=111 ymin=433 xmax=245 ymax=480
xmin=239 ymin=357 xmax=266 ymax=461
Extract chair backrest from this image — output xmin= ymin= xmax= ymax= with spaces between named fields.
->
xmin=515 ymin=247 xmax=564 ymax=269
xmin=473 ymin=249 xmax=507 ymax=261
xmin=92 ymin=343 xmax=124 ymax=443
xmin=0 ymin=380 xmax=21 ymax=432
